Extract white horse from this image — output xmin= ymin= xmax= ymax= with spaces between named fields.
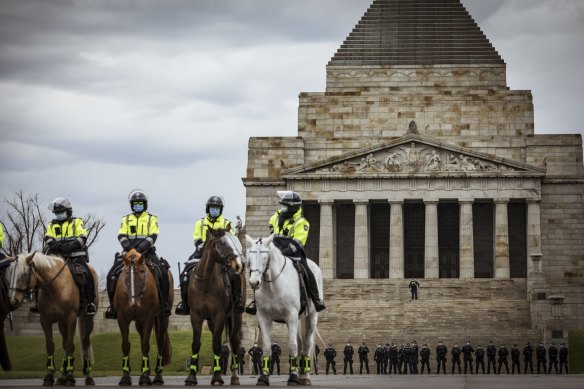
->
xmin=245 ymin=235 xmax=323 ymax=386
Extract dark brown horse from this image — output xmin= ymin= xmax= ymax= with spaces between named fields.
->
xmin=0 ymin=257 xmax=14 ymax=371
xmin=113 ymin=248 xmax=174 ymax=386
xmin=7 ymin=252 xmax=98 ymax=386
xmin=185 ymin=228 xmax=245 ymax=386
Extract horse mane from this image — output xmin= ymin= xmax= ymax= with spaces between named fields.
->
xmin=30 ymin=253 xmax=63 ymax=271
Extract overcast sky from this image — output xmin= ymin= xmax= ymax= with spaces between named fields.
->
xmin=0 ymin=0 xmax=582 ymax=283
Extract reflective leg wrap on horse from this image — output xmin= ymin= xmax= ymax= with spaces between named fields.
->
xmin=122 ymin=355 xmax=131 ymax=373
xmin=300 ymin=354 xmax=311 ymax=374
xmin=289 ymin=355 xmax=299 ymax=373
xmin=141 ymin=355 xmax=150 ymax=374
xmin=189 ymin=354 xmax=199 ymax=374
xmin=47 ymin=355 xmax=56 ymax=373
xmin=83 ymin=354 xmax=92 ymax=375
xmin=213 ymin=354 xmax=221 ymax=372
xmin=155 ymin=354 xmax=164 ymax=374
xmin=231 ymin=353 xmax=239 ymax=371
xmin=60 ymin=355 xmax=75 ymax=374
xmin=262 ymin=356 xmax=270 ymax=374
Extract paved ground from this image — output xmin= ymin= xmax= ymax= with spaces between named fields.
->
xmin=0 ymin=374 xmax=582 ymax=388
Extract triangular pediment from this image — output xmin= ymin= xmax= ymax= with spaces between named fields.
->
xmin=282 ymin=134 xmax=546 ymax=179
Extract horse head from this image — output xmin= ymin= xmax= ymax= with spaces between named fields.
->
xmin=6 ymin=252 xmax=36 ymax=310
xmin=245 ymin=235 xmax=273 ymax=290
xmin=207 ymin=228 xmax=244 ymax=275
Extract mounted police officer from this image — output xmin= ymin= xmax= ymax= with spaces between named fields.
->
xmin=436 ymin=341 xmax=447 ymax=374
xmin=358 ymin=341 xmax=369 ymax=374
xmin=175 ymin=195 xmax=244 ymax=315
xmin=462 ymin=340 xmax=474 ymax=374
xmin=324 ymin=343 xmax=337 ymax=375
xmin=343 ymin=342 xmax=354 ymax=375
xmin=523 ymin=342 xmax=534 ymax=374
xmin=419 ymin=344 xmax=430 ymax=374
xmin=37 ymin=198 xmax=96 ymax=315
xmin=105 ymin=189 xmax=170 ymax=319
xmin=270 ymin=341 xmax=281 ymax=375
xmin=246 ymin=191 xmax=325 ymax=315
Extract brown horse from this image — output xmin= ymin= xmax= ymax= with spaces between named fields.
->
xmin=7 ymin=252 xmax=98 ymax=386
xmin=113 ymin=248 xmax=174 ymax=386
xmin=0 ymin=258 xmax=14 ymax=371
xmin=185 ymin=228 xmax=245 ymax=386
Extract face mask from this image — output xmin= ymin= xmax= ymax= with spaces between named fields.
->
xmin=132 ymin=202 xmax=144 ymax=213
xmin=209 ymin=207 xmax=221 ymax=218
xmin=280 ymin=205 xmax=289 ymax=213
xmin=55 ymin=211 xmax=67 ymax=221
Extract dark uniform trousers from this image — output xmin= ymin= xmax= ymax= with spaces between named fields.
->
xmin=487 ymin=356 xmax=496 ymax=374
xmin=476 ymin=358 xmax=485 ymax=374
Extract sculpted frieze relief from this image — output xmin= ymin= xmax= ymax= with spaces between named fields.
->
xmin=318 ymin=142 xmax=515 ymax=174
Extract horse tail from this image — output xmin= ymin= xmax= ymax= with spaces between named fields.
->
xmin=155 ymin=314 xmax=172 ymax=364
xmin=0 ymin=324 xmax=12 ymax=371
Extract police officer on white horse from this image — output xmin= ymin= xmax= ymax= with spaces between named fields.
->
xmin=246 ymin=191 xmax=325 ymax=315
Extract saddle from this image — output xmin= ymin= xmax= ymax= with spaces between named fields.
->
xmin=272 ymin=237 xmax=309 ymax=320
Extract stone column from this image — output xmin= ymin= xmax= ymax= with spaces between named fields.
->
xmin=424 ymin=201 xmax=439 ymax=279
xmin=389 ymin=200 xmax=404 ymax=279
xmin=354 ymin=200 xmax=369 ymax=279
xmin=318 ymin=200 xmax=334 ymax=280
xmin=494 ymin=198 xmax=510 ymax=278
xmin=527 ymin=199 xmax=542 ymax=267
xmin=459 ymin=200 xmax=475 ymax=278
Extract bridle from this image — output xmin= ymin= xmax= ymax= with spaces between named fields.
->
xmin=124 ymin=256 xmax=147 ymax=305
xmin=248 ymin=238 xmax=286 ymax=283
xmin=195 ymin=233 xmax=243 ymax=281
xmin=8 ymin=254 xmax=68 ymax=303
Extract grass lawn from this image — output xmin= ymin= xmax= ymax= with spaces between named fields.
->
xmin=569 ymin=329 xmax=584 ymax=374
xmin=0 ymin=330 xmax=215 ymax=378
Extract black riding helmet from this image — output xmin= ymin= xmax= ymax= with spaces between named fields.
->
xmin=205 ymin=195 xmax=224 ymax=214
xmin=128 ymin=189 xmax=148 ymax=211
xmin=278 ymin=191 xmax=302 ymax=215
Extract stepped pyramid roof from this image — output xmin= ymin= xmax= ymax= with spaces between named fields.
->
xmin=329 ymin=0 xmax=504 ymax=66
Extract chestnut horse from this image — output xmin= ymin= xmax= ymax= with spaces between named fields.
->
xmin=7 ymin=252 xmax=98 ymax=386
xmin=185 ymin=228 xmax=244 ymax=386
xmin=0 ymin=258 xmax=14 ymax=371
xmin=113 ymin=249 xmax=174 ymax=386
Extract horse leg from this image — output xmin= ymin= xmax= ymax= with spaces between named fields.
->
xmin=137 ymin=319 xmax=154 ymax=386
xmin=286 ymin=315 xmax=300 ymax=386
xmin=152 ymin=315 xmax=171 ymax=386
xmin=228 ymin=316 xmax=242 ymax=386
xmin=298 ymin=314 xmax=317 ymax=386
xmin=41 ymin=316 xmax=56 ymax=387
xmin=118 ymin=319 xmax=132 ymax=386
xmin=209 ymin=317 xmax=224 ymax=386
xmin=185 ymin=314 xmax=204 ymax=386
xmin=255 ymin=315 xmax=273 ymax=386
xmin=54 ymin=315 xmax=77 ymax=386
xmin=79 ymin=315 xmax=96 ymax=386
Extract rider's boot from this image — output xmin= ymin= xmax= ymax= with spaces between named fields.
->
xmin=305 ymin=266 xmax=326 ymax=312
xmin=175 ymin=269 xmax=190 ymax=315
xmin=245 ymin=300 xmax=257 ymax=315
xmin=232 ymin=273 xmax=245 ymax=313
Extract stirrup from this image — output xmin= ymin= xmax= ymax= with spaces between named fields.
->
xmin=104 ymin=306 xmax=117 ymax=319
xmin=175 ymin=301 xmax=190 ymax=315
xmin=313 ymin=299 xmax=326 ymax=312
xmin=234 ymin=300 xmax=245 ymax=313
xmin=29 ymin=304 xmax=39 ymax=314
xmin=85 ymin=303 xmax=97 ymax=316
xmin=245 ymin=301 xmax=257 ymax=315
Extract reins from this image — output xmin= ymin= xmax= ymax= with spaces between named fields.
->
xmin=249 ymin=239 xmax=287 ymax=283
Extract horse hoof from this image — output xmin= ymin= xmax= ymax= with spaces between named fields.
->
xmin=85 ymin=376 xmax=95 ymax=386
xmin=184 ymin=373 xmax=198 ymax=386
xmin=152 ymin=373 xmax=164 ymax=385
xmin=257 ymin=374 xmax=270 ymax=386
xmin=287 ymin=373 xmax=300 ymax=386
xmin=64 ymin=374 xmax=76 ymax=386
xmin=230 ymin=376 xmax=240 ymax=385
xmin=43 ymin=373 xmax=55 ymax=387
xmin=211 ymin=371 xmax=224 ymax=386
xmin=299 ymin=378 xmax=311 ymax=386
xmin=119 ymin=374 xmax=132 ymax=386
xmin=139 ymin=373 xmax=153 ymax=386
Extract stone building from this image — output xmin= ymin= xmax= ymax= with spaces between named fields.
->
xmin=244 ymin=0 xmax=584 ymax=347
